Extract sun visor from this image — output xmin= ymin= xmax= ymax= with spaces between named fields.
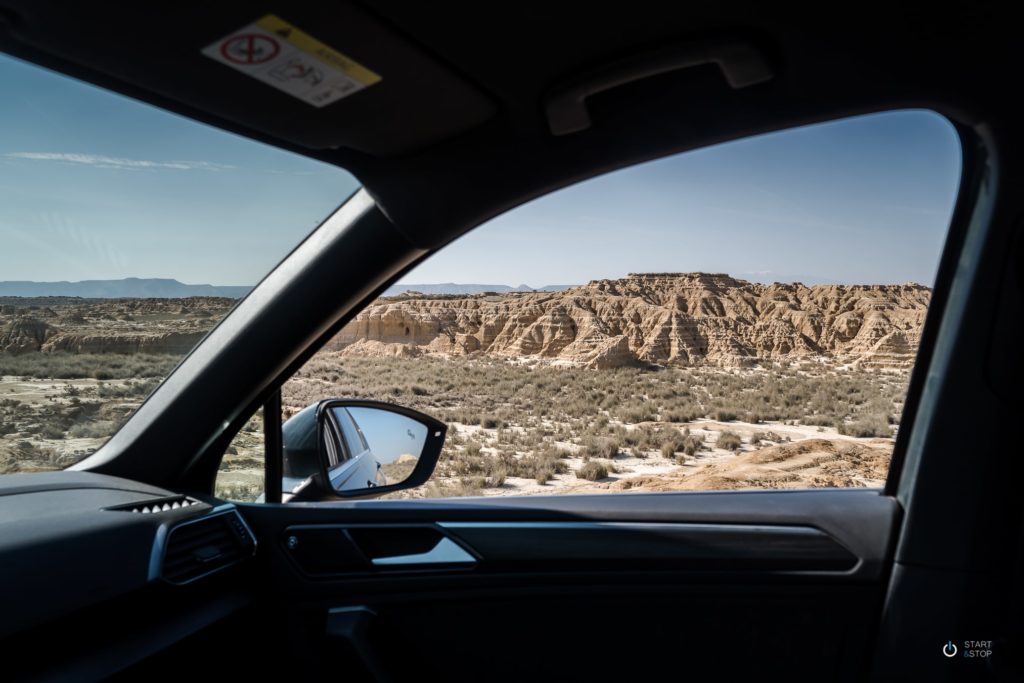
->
xmin=0 ymin=2 xmax=497 ymax=156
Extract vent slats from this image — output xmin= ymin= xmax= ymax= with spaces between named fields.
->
xmin=106 ymin=495 xmax=201 ymax=514
xmin=161 ymin=511 xmax=254 ymax=584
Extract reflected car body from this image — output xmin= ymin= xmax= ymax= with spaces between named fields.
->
xmin=280 ymin=403 xmax=386 ymax=496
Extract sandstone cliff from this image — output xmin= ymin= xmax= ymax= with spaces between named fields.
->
xmin=328 ymin=273 xmax=930 ymax=369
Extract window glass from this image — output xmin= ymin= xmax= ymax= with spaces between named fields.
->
xmin=335 ymin=408 xmax=368 ymax=456
xmin=280 ymin=109 xmax=961 ymax=498
xmin=215 ymin=409 xmax=266 ymax=502
xmin=0 ymin=53 xmax=358 ymax=476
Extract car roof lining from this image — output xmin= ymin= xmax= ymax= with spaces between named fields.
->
xmin=0 ymin=1 xmax=1004 ymax=251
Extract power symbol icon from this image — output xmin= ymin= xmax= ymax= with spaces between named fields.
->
xmin=943 ymin=641 xmax=958 ymax=658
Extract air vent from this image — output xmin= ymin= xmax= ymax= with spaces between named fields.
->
xmin=161 ymin=510 xmax=256 ymax=585
xmin=107 ymin=495 xmax=202 ymax=514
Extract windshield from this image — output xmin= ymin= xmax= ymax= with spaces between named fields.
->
xmin=0 ymin=53 xmax=360 ymax=474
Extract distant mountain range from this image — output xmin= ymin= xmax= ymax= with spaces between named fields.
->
xmin=382 ymin=283 xmax=574 ymax=296
xmin=0 ymin=278 xmax=252 ymax=299
xmin=0 ymin=278 xmax=575 ymax=299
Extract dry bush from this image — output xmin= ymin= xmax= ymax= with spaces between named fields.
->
xmin=839 ymin=414 xmax=892 ymax=438
xmin=717 ymin=431 xmax=743 ymax=451
xmin=581 ymin=435 xmax=620 ymax=460
xmin=576 ymin=461 xmax=609 ymax=481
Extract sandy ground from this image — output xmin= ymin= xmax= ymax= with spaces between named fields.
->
xmin=0 ymin=376 xmax=118 ymax=472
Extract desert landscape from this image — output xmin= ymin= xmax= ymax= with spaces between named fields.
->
xmin=0 ymin=273 xmax=927 ymax=500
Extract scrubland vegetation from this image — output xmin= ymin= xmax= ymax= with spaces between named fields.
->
xmin=1 ymin=348 xmax=908 ymax=499
xmin=0 ymin=353 xmax=179 ymax=474
xmin=281 ymin=354 xmax=906 ymax=497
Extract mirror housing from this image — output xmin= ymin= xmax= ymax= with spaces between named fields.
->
xmin=295 ymin=399 xmax=446 ymax=500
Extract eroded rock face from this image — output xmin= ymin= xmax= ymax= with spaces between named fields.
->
xmin=0 ymin=318 xmax=55 ymax=355
xmin=39 ymin=331 xmax=208 ymax=355
xmin=328 ymin=273 xmax=930 ymax=368
xmin=0 ymin=296 xmax=234 ymax=356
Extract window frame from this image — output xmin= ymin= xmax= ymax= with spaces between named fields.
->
xmin=217 ymin=110 xmax=976 ymax=503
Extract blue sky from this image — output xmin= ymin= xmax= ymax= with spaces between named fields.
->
xmin=0 ymin=52 xmax=962 ymax=288
xmin=346 ymin=407 xmax=428 ymax=465
xmin=0 ymin=53 xmax=358 ymax=285
xmin=404 ymin=109 xmax=962 ymax=286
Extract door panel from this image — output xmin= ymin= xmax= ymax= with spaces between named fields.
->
xmin=240 ymin=489 xmax=897 ymax=681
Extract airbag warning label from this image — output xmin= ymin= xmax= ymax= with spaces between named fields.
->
xmin=202 ymin=15 xmax=381 ymax=108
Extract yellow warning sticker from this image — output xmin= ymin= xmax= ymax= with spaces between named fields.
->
xmin=201 ymin=14 xmax=381 ymax=108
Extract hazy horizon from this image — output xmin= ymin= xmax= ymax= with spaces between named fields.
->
xmin=0 ymin=270 xmax=936 ymax=295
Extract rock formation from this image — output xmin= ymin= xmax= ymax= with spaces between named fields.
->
xmin=328 ymin=273 xmax=930 ymax=369
xmin=0 ymin=297 xmax=235 ymax=356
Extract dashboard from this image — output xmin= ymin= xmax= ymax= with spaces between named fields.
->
xmin=0 ymin=472 xmax=257 ymax=655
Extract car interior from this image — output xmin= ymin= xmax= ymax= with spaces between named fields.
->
xmin=0 ymin=2 xmax=1022 ymax=681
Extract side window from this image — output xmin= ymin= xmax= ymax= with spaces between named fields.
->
xmin=324 ymin=421 xmax=343 ymax=466
xmin=278 ymin=109 xmax=961 ymax=499
xmin=215 ymin=409 xmax=266 ymax=502
xmin=329 ymin=410 xmax=355 ymax=462
xmin=335 ymin=408 xmax=369 ymax=455
xmin=0 ymin=53 xmax=358 ymax=485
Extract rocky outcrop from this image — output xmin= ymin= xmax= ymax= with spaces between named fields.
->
xmin=328 ymin=273 xmax=930 ymax=369
xmin=0 ymin=296 xmax=234 ymax=356
xmin=40 ymin=331 xmax=208 ymax=355
xmin=0 ymin=318 xmax=56 ymax=355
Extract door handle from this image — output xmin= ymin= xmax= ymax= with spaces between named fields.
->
xmin=370 ymin=537 xmax=476 ymax=567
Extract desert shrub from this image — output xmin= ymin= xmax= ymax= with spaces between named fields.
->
xmin=464 ymin=440 xmax=482 ymax=457
xmin=480 ymin=416 xmax=501 ymax=429
xmin=581 ymin=436 xmax=620 ymax=460
xmin=39 ymin=424 xmax=65 ymax=439
xmin=68 ymin=420 xmax=120 ymax=439
xmin=129 ymin=379 xmax=161 ymax=397
xmin=486 ymin=463 xmax=507 ymax=488
xmin=535 ymin=468 xmax=553 ymax=485
xmin=214 ymin=482 xmax=263 ymax=503
xmin=512 ymin=448 xmax=569 ymax=479
xmin=717 ymin=431 xmax=743 ymax=451
xmin=749 ymin=431 xmax=782 ymax=445
xmin=839 ymin=414 xmax=892 ymax=438
xmin=663 ymin=409 xmax=701 ymax=423
xmin=576 ymin=461 xmax=609 ymax=481
xmin=540 ymin=444 xmax=572 ymax=460
xmin=454 ymin=477 xmax=486 ymax=496
xmin=614 ymin=401 xmax=656 ymax=424
xmin=0 ymin=352 xmax=178 ymax=380
xmin=681 ymin=434 xmax=703 ymax=456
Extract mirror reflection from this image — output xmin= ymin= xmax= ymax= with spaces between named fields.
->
xmin=278 ymin=399 xmax=439 ymax=501
xmin=321 ymin=406 xmax=428 ymax=494
xmin=344 ymin=407 xmax=427 ymax=483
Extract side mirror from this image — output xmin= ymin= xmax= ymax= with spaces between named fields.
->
xmin=299 ymin=399 xmax=446 ymax=499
